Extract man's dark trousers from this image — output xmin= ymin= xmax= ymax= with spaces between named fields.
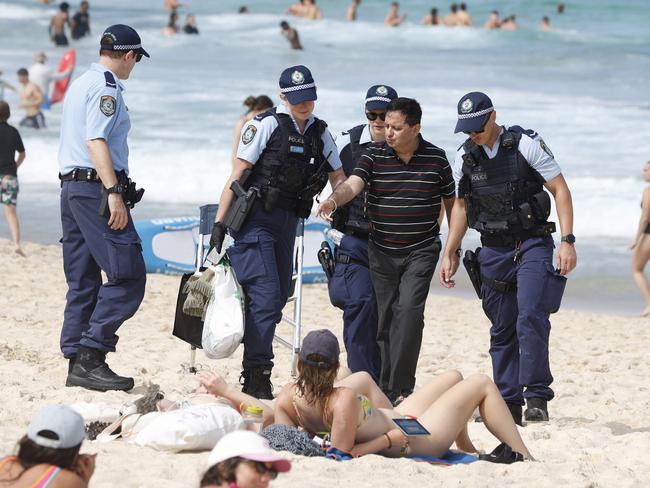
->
xmin=60 ymin=180 xmax=146 ymax=358
xmin=479 ymin=236 xmax=566 ymax=406
xmin=368 ymin=237 xmax=441 ymax=395
xmin=328 ymin=234 xmax=381 ymax=382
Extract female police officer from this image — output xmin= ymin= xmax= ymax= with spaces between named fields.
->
xmin=211 ymin=65 xmax=345 ymax=399
xmin=439 ymin=92 xmax=577 ymax=424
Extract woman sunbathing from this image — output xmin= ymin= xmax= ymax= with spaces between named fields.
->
xmin=272 ymin=329 xmax=534 ymax=462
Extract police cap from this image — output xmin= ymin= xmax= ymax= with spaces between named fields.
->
xmin=100 ymin=24 xmax=150 ymax=59
xmin=279 ymin=65 xmax=317 ymax=105
xmin=454 ymin=91 xmax=494 ymax=134
xmin=365 ymin=85 xmax=398 ymax=111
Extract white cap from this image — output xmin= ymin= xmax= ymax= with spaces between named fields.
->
xmin=207 ymin=431 xmax=291 ymax=473
xmin=27 ymin=405 xmax=86 ymax=449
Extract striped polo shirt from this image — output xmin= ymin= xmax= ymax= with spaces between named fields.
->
xmin=352 ymin=135 xmax=455 ymax=254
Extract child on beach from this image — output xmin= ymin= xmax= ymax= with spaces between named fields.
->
xmin=272 ymin=330 xmax=534 ymax=462
xmin=630 ymin=161 xmax=650 ymax=316
xmin=0 ymin=405 xmax=96 ymax=487
xmin=0 ymin=101 xmax=26 ymax=256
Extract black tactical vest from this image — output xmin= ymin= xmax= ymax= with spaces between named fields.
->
xmin=332 ymin=124 xmax=370 ymax=237
xmin=246 ymin=109 xmax=329 ymax=217
xmin=461 ymin=127 xmax=552 ymax=238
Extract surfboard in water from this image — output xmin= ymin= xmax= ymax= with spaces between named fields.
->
xmin=50 ymin=48 xmax=75 ymax=105
xmin=135 ymin=216 xmax=330 ymax=283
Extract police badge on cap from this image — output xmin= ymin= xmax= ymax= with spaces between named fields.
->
xmin=454 ymin=91 xmax=494 ymax=134
xmin=365 ymin=84 xmax=398 ymax=111
xmin=291 ymin=70 xmax=305 ymax=85
xmin=460 ymin=98 xmax=473 ymax=113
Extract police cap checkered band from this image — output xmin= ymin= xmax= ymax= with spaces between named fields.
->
xmin=365 ymin=96 xmax=392 ymax=103
xmin=101 ymin=24 xmax=150 ymax=58
xmin=457 ymin=106 xmax=494 ymax=120
xmin=280 ymin=82 xmax=316 ymax=93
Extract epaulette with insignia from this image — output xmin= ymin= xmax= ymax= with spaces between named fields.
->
xmin=254 ymin=109 xmax=275 ymax=121
xmin=509 ymin=125 xmax=538 ymax=139
xmin=104 ymin=71 xmax=117 ymax=89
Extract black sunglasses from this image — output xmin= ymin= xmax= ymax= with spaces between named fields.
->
xmin=135 ymin=53 xmax=143 ymax=63
xmin=366 ymin=111 xmax=386 ymax=121
xmin=249 ymin=461 xmax=278 ymax=479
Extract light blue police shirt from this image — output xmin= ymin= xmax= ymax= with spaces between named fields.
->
xmin=58 ymin=63 xmax=131 ymax=175
xmin=236 ymin=104 xmax=342 ymax=171
xmin=452 ymin=126 xmax=562 ymax=196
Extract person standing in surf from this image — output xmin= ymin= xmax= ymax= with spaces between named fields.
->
xmin=630 ymin=161 xmax=650 ymax=316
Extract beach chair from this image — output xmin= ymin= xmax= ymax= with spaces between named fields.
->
xmin=173 ymin=204 xmax=305 ymax=377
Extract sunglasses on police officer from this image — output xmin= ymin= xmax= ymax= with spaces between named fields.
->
xmin=366 ymin=111 xmax=386 ymax=122
xmin=463 ymin=116 xmax=490 ymax=135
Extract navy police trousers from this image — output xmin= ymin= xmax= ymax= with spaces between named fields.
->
xmin=229 ymin=206 xmax=297 ymax=370
xmin=328 ymin=235 xmax=381 ymax=382
xmin=479 ymin=236 xmax=567 ymax=405
xmin=60 ymin=181 xmax=146 ymax=358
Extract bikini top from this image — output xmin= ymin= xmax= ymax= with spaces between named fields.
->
xmin=291 ymin=387 xmax=374 ymax=434
xmin=0 ymin=456 xmax=61 ymax=488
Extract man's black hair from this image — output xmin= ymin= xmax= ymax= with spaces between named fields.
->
xmin=387 ymin=97 xmax=422 ymax=126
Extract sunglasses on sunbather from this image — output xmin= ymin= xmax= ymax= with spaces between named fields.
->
xmin=248 ymin=461 xmax=278 ymax=479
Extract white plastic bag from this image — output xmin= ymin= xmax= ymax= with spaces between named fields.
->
xmin=202 ymin=262 xmax=245 ymax=359
xmin=131 ymin=403 xmax=244 ymax=452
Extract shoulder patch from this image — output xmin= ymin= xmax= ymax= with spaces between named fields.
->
xmin=100 ymin=95 xmax=116 ymax=117
xmin=241 ymin=124 xmax=257 ymax=145
xmin=538 ymin=138 xmax=554 ymax=158
xmin=104 ymin=71 xmax=117 ymax=89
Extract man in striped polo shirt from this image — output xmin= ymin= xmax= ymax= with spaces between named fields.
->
xmin=317 ymin=97 xmax=455 ymax=404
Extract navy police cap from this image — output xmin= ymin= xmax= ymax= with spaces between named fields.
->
xmin=100 ymin=24 xmax=150 ymax=58
xmin=279 ymin=65 xmax=317 ymax=105
xmin=365 ymin=85 xmax=398 ymax=111
xmin=454 ymin=92 xmax=494 ymax=134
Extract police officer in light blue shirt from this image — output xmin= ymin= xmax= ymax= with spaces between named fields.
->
xmin=439 ymin=92 xmax=577 ymax=425
xmin=211 ymin=65 xmax=346 ymax=399
xmin=58 ymin=24 xmax=149 ymax=392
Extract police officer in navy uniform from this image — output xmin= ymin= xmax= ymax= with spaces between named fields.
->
xmin=439 ymin=92 xmax=577 ymax=423
xmin=211 ymin=65 xmax=345 ymax=399
xmin=329 ymin=84 xmax=398 ymax=382
xmin=58 ymin=25 xmax=149 ymax=391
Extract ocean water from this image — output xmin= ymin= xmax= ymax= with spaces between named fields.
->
xmin=1 ymin=0 xmax=649 ymax=314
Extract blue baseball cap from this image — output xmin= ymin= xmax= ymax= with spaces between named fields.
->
xmin=299 ymin=329 xmax=340 ymax=368
xmin=279 ymin=65 xmax=317 ymax=105
xmin=365 ymin=84 xmax=398 ymax=111
xmin=100 ymin=24 xmax=150 ymax=58
xmin=454 ymin=91 xmax=494 ymax=134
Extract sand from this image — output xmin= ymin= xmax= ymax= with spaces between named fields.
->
xmin=1 ymin=238 xmax=649 ymax=487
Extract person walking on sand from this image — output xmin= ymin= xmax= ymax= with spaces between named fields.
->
xmin=0 ymin=101 xmax=27 ymax=257
xmin=439 ymin=92 xmax=576 ymax=424
xmin=347 ymin=0 xmax=361 ymax=21
xmin=50 ymin=2 xmax=71 ymax=46
xmin=58 ymin=25 xmax=149 ymax=392
xmin=280 ymin=21 xmax=303 ymax=50
xmin=630 ymin=161 xmax=650 ymax=317
xmin=16 ymin=68 xmax=46 ymax=129
xmin=384 ymin=2 xmax=406 ymax=26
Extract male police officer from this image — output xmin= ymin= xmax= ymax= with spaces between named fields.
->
xmin=211 ymin=65 xmax=345 ymax=399
xmin=329 ymin=84 xmax=398 ymax=382
xmin=58 ymin=25 xmax=149 ymax=391
xmin=439 ymin=92 xmax=577 ymax=423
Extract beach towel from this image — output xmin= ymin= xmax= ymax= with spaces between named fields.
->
xmin=411 ymin=451 xmax=477 ymax=465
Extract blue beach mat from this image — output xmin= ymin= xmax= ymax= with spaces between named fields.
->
xmin=412 ymin=451 xmax=477 ymax=466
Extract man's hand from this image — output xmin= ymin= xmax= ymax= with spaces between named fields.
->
xmin=439 ymin=253 xmax=460 ymax=288
xmin=316 ymin=199 xmax=336 ymax=222
xmin=556 ymin=242 xmax=577 ymax=276
xmin=73 ymin=453 xmax=97 ymax=482
xmin=210 ymin=222 xmax=226 ymax=253
xmin=107 ymin=193 xmax=128 ymax=230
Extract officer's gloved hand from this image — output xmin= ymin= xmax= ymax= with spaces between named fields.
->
xmin=210 ymin=222 xmax=227 ymax=253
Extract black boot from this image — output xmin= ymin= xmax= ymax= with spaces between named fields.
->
xmin=240 ymin=367 xmax=273 ymax=400
xmin=524 ymin=397 xmax=549 ymax=422
xmin=67 ymin=356 xmax=77 ymax=375
xmin=66 ymin=347 xmax=134 ymax=392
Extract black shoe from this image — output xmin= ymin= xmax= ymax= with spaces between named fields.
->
xmin=478 ymin=443 xmax=526 ymax=464
xmin=524 ymin=398 xmax=549 ymax=422
xmin=66 ymin=347 xmax=134 ymax=392
xmin=67 ymin=356 xmax=77 ymax=375
xmin=475 ymin=403 xmax=522 ymax=426
xmin=240 ymin=367 xmax=274 ymax=400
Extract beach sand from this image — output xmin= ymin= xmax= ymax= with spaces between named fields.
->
xmin=1 ymin=238 xmax=649 ymax=487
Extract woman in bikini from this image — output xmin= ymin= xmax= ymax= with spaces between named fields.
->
xmin=272 ymin=329 xmax=534 ymax=462
xmin=630 ymin=161 xmax=650 ymax=316
xmin=0 ymin=405 xmax=95 ymax=488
